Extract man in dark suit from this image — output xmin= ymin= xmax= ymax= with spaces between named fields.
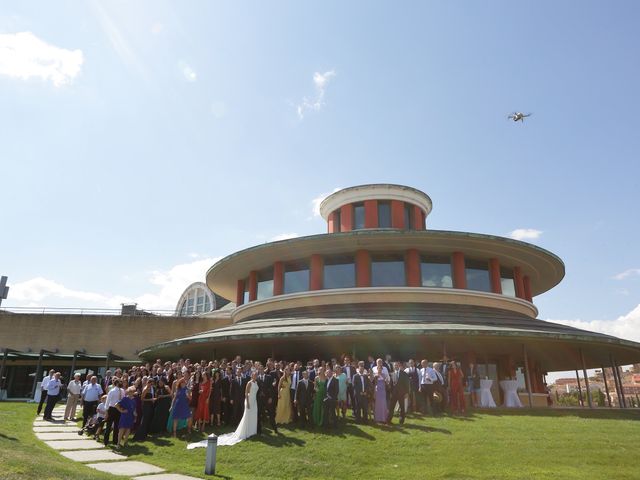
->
xmin=101 ymin=370 xmax=113 ymax=394
xmin=323 ymin=369 xmax=339 ymax=429
xmin=229 ymin=370 xmax=246 ymax=425
xmin=352 ymin=362 xmax=371 ymax=423
xmin=406 ymin=358 xmax=420 ymax=413
xmin=221 ymin=366 xmax=233 ymax=425
xmin=294 ymin=369 xmax=313 ymax=425
xmin=387 ymin=361 xmax=410 ymax=424
xmin=342 ymin=357 xmax=356 ymax=416
xmin=256 ymin=365 xmax=277 ymax=434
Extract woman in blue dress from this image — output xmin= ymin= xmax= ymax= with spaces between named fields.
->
xmin=171 ymin=377 xmax=192 ymax=437
xmin=115 ymin=386 xmax=137 ymax=448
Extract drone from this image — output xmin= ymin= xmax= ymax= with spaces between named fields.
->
xmin=508 ymin=112 xmax=532 ymax=123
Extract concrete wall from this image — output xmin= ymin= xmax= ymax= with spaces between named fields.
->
xmin=0 ymin=312 xmax=232 ymax=360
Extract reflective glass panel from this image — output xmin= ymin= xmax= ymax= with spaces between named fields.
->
xmin=421 ymin=260 xmax=453 ymax=287
xmin=501 ymin=278 xmax=516 ymax=297
xmin=371 ymin=259 xmax=405 ymax=286
xmin=466 ymin=264 xmax=491 ymax=292
xmin=257 ymin=279 xmax=273 ymax=300
xmin=354 ymin=204 xmax=365 ymax=230
xmin=324 ymin=262 xmax=356 ymax=289
xmin=284 ymin=268 xmax=309 ymax=294
xmin=378 ymin=202 xmax=391 ymax=228
xmin=404 ymin=204 xmax=413 ymax=230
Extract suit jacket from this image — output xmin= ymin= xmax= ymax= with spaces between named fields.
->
xmin=342 ymin=365 xmax=356 ymax=383
xmin=325 ymin=376 xmax=339 ymax=401
xmin=391 ymin=370 xmax=410 ymax=396
xmin=406 ymin=366 xmax=420 ymax=390
xmin=294 ymin=379 xmax=313 ymax=405
xmin=257 ymin=373 xmax=276 ymax=400
xmin=352 ymin=373 xmax=371 ymax=396
xmin=221 ymin=376 xmax=232 ymax=400
xmin=307 ymin=369 xmax=317 ymax=383
xmin=230 ymin=377 xmax=246 ymax=403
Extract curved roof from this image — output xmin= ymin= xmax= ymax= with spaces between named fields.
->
xmin=140 ymin=304 xmax=640 ymax=369
xmin=206 ymin=229 xmax=565 ymax=299
xmin=319 ymin=183 xmax=433 ymax=220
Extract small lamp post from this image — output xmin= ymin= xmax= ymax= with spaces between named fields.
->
xmin=205 ymin=433 xmax=218 ymax=475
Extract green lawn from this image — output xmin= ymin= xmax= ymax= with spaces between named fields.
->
xmin=2 ymin=402 xmax=639 ymax=480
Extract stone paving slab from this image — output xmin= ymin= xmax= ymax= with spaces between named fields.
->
xmin=36 ymin=432 xmax=90 ymax=440
xmin=33 ymin=420 xmax=74 ymax=426
xmin=133 ymin=474 xmax=204 ymax=480
xmin=45 ymin=439 xmax=105 ymax=450
xmin=60 ymin=450 xmax=127 ymax=463
xmin=34 ymin=426 xmax=81 ymax=432
xmin=86 ymin=461 xmax=164 ymax=476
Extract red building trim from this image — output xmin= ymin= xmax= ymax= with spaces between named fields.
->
xmin=391 ymin=200 xmax=405 ymax=229
xmin=310 ymin=254 xmax=324 ymax=290
xmin=248 ymin=271 xmax=258 ymax=302
xmin=452 ymin=252 xmax=467 ymax=289
xmin=364 ymin=200 xmax=378 ymax=228
xmin=340 ymin=204 xmax=353 ymax=232
xmin=489 ymin=258 xmax=502 ymax=294
xmin=405 ymin=249 xmax=421 ymax=287
xmin=273 ymin=261 xmax=284 ymax=296
xmin=236 ymin=279 xmax=245 ymax=306
xmin=523 ymin=275 xmax=533 ymax=302
xmin=355 ymin=250 xmax=371 ymax=287
xmin=328 ymin=212 xmax=336 ymax=233
xmin=514 ymin=267 xmax=525 ymax=299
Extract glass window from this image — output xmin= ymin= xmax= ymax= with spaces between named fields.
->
xmin=404 ymin=203 xmax=413 ymax=230
xmin=284 ymin=263 xmax=309 ymax=294
xmin=421 ymin=256 xmax=453 ymax=287
xmin=466 ymin=260 xmax=491 ymax=292
xmin=180 ymin=300 xmax=188 ymax=315
xmin=324 ymin=257 xmax=356 ymax=289
xmin=500 ymin=267 xmax=516 ymax=297
xmin=243 ymin=281 xmax=249 ymax=304
xmin=378 ymin=201 xmax=391 ymax=228
xmin=257 ymin=268 xmax=274 ymax=300
xmin=204 ymin=295 xmax=211 ymax=311
xmin=353 ymin=203 xmax=365 ymax=230
xmin=196 ymin=293 xmax=205 ymax=313
xmin=371 ymin=256 xmax=405 ymax=286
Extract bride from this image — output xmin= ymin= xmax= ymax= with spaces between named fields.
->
xmin=187 ymin=370 xmax=259 ymax=449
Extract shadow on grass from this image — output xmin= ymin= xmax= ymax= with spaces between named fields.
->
xmin=0 ymin=432 xmax=18 ymax=441
xmin=472 ymin=407 xmax=640 ymax=421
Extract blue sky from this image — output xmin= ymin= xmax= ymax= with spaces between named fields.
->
xmin=1 ymin=2 xmax=640 ymax=360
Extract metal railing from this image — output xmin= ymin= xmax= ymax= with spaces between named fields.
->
xmin=0 ymin=305 xmax=177 ymax=316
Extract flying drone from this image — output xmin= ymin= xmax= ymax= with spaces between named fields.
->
xmin=508 ymin=112 xmax=532 ymax=123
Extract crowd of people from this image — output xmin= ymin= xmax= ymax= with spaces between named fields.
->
xmin=37 ymin=353 xmax=481 ymax=448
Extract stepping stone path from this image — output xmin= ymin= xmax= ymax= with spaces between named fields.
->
xmin=34 ymin=405 xmax=202 ymax=479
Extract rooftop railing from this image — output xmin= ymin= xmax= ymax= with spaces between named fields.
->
xmin=0 ymin=306 xmax=177 ymax=316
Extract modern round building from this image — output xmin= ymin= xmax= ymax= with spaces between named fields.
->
xmin=142 ymin=184 xmax=640 ymax=405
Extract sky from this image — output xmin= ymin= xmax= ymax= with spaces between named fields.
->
xmin=1 ymin=2 xmax=639 ymax=379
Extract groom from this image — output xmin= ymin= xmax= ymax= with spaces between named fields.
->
xmin=323 ymin=368 xmax=339 ymax=429
xmin=256 ymin=365 xmax=277 ymax=434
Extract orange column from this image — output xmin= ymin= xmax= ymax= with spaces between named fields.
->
xmin=514 ymin=267 xmax=525 ymax=299
xmin=364 ymin=200 xmax=378 ymax=228
xmin=355 ymin=250 xmax=371 ymax=287
xmin=273 ymin=261 xmax=284 ymax=296
xmin=248 ymin=271 xmax=258 ymax=302
xmin=405 ymin=249 xmax=421 ymax=287
xmin=413 ymin=206 xmax=425 ymax=230
xmin=523 ymin=275 xmax=533 ymax=302
xmin=340 ymin=204 xmax=353 ymax=232
xmin=391 ymin=200 xmax=405 ymax=229
xmin=328 ymin=212 xmax=336 ymax=233
xmin=452 ymin=252 xmax=467 ymax=289
xmin=489 ymin=258 xmax=502 ymax=294
xmin=236 ymin=279 xmax=245 ymax=306
xmin=310 ymin=254 xmax=324 ymax=290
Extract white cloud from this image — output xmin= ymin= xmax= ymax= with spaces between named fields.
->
xmin=179 ymin=61 xmax=196 ymax=82
xmin=270 ymin=232 xmax=299 ymax=242
xmin=546 ymin=303 xmax=640 ymax=343
xmin=612 ymin=268 xmax=640 ymax=281
xmin=311 ymin=187 xmax=341 ymax=217
xmin=0 ymin=31 xmax=83 ymax=87
xmin=6 ymin=257 xmax=221 ymax=312
xmin=508 ymin=228 xmax=543 ymax=241
xmin=151 ymin=22 xmax=164 ymax=34
xmin=296 ymin=69 xmax=336 ymax=119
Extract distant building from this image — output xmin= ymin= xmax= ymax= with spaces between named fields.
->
xmin=174 ymin=282 xmax=230 ymax=316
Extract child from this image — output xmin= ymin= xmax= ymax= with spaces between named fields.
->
xmin=115 ymin=387 xmax=137 ymax=448
xmin=79 ymin=394 xmax=108 ymax=438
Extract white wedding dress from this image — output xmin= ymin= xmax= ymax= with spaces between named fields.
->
xmin=187 ymin=380 xmax=258 ymax=449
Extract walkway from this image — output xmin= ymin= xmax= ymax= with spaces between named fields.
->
xmin=35 ymin=405 xmax=201 ymax=480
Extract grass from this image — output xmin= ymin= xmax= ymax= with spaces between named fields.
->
xmin=2 ymin=403 xmax=639 ymax=480
xmin=0 ymin=402 xmax=112 ymax=480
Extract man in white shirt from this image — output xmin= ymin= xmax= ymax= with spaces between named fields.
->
xmin=81 ymin=376 xmax=104 ymax=427
xmin=103 ymin=378 xmax=125 ymax=446
xmin=43 ymin=372 xmax=62 ymax=420
xmin=36 ymin=369 xmax=55 ymax=415
xmin=65 ymin=373 xmax=83 ymax=420
xmin=372 ymin=358 xmax=390 ymax=381
xmin=418 ymin=359 xmax=437 ymax=415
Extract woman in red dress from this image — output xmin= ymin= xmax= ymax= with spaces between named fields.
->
xmin=447 ymin=362 xmax=466 ymax=415
xmin=194 ymin=371 xmax=211 ymax=431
